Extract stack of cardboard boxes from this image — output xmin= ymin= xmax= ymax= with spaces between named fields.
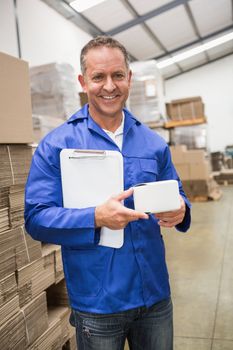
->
xmin=170 ymin=145 xmax=221 ymax=200
xmin=0 ymin=52 xmax=76 ymax=350
xmin=166 ymin=96 xmax=205 ymax=121
xmin=165 ymin=96 xmax=207 ymax=150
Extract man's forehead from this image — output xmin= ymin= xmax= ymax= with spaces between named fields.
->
xmin=84 ymin=47 xmax=127 ymax=71
xmin=85 ymin=46 xmax=125 ymax=60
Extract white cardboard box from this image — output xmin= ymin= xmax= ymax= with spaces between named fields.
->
xmin=133 ymin=180 xmax=181 ymax=213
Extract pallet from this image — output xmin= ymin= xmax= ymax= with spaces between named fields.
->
xmin=189 ymin=196 xmax=209 ymax=202
xmin=164 ymin=117 xmax=206 ymax=128
xmin=189 ymin=190 xmax=222 ymax=202
xmin=217 ymin=180 xmax=233 ymax=186
xmin=145 ymin=121 xmax=165 ymax=128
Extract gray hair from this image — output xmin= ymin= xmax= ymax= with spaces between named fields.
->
xmin=80 ymin=36 xmax=130 ymax=75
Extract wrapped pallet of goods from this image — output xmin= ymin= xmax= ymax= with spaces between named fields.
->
xmin=0 ymin=52 xmax=76 ymax=349
xmin=170 ymin=123 xmax=208 ymax=149
xmin=32 ymin=114 xmax=64 ymax=144
xmin=30 ymin=62 xmax=81 ymax=143
xmin=129 ymin=60 xmax=166 ymax=125
xmin=30 ymin=62 xmax=80 ymax=119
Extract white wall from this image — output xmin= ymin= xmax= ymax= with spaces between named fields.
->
xmin=0 ymin=0 xmax=92 ymax=75
xmin=165 ymin=55 xmax=233 ymax=152
xmin=0 ymin=0 xmax=18 ymax=57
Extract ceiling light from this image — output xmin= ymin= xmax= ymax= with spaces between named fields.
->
xmin=157 ymin=31 xmax=233 ymax=69
xmin=70 ymin=0 xmax=107 ymax=13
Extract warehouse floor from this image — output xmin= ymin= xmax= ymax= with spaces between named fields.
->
xmin=124 ymin=186 xmax=233 ymax=350
xmin=163 ymin=185 xmax=233 ymax=350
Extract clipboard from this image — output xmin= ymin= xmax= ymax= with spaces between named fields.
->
xmin=60 ymin=149 xmax=124 ymax=248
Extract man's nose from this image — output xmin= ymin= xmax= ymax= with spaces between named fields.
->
xmin=103 ymin=77 xmax=116 ymax=92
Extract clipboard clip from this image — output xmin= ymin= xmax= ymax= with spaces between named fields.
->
xmin=69 ymin=149 xmax=106 ymax=159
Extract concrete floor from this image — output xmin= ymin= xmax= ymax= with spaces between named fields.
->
xmin=124 ymin=185 xmax=233 ymax=349
xmin=163 ymin=185 xmax=233 ymax=350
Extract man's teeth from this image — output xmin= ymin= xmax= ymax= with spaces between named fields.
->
xmin=102 ymin=96 xmax=116 ymax=99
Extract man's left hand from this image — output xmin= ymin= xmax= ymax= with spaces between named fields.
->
xmin=155 ymin=196 xmax=186 ymax=228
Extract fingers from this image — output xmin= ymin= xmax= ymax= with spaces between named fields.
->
xmin=155 ymin=197 xmax=186 ymax=228
xmin=156 ymin=210 xmax=183 ymax=220
xmin=156 ymin=211 xmax=185 ymax=228
xmin=114 ymin=188 xmax=149 ymax=220
xmin=114 ymin=188 xmax=134 ymax=201
xmin=158 ymin=218 xmax=182 ymax=228
xmin=156 ymin=197 xmax=185 ymax=220
xmin=110 ymin=209 xmax=149 ymax=229
xmin=157 ymin=214 xmax=183 ymax=227
xmin=95 ymin=193 xmax=149 ymax=229
xmin=125 ymin=207 xmax=149 ymax=221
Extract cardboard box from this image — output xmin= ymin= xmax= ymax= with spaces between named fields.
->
xmin=182 ymin=179 xmax=222 ymax=200
xmin=175 ymin=164 xmax=190 ymax=180
xmin=170 ymin=145 xmax=187 ymax=164
xmin=184 ymin=149 xmax=206 ymax=163
xmin=190 ymin=160 xmax=210 ymax=180
xmin=181 ymin=180 xmax=193 ymax=197
xmin=166 ymin=96 xmax=204 ymax=120
xmin=0 ymin=52 xmax=33 ymax=143
xmin=175 ymin=161 xmax=210 ymax=181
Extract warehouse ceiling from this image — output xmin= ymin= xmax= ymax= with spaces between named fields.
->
xmin=42 ymin=0 xmax=233 ymax=79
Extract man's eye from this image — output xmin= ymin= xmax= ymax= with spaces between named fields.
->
xmin=115 ymin=73 xmax=124 ymax=79
xmin=93 ymin=75 xmax=102 ymax=81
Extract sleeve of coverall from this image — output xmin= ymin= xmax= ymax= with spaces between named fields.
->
xmin=24 ymin=140 xmax=100 ymax=247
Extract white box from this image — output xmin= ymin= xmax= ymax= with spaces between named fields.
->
xmin=133 ymin=180 xmax=181 ymax=213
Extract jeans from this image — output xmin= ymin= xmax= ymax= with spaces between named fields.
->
xmin=70 ymin=297 xmax=173 ymax=350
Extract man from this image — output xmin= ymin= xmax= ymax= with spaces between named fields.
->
xmin=25 ymin=36 xmax=191 ymax=350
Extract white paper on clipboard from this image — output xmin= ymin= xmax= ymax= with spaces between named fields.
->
xmin=60 ymin=149 xmax=124 ymax=248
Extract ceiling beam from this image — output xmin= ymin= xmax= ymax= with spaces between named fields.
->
xmin=232 ymin=0 xmax=233 ymax=21
xmin=41 ymin=0 xmax=103 ymax=37
xmin=13 ymin=0 xmax=22 ymax=58
xmin=61 ymin=0 xmax=104 ymax=36
xmin=120 ymin=0 xmax=183 ymax=72
xmin=41 ymin=0 xmax=138 ymax=60
xmin=183 ymin=2 xmax=210 ymax=62
xmin=106 ymin=0 xmax=192 ymax=36
xmin=120 ymin=0 xmax=171 ymax=55
xmin=165 ymin=51 xmax=233 ymax=80
xmin=154 ymin=24 xmax=233 ymax=61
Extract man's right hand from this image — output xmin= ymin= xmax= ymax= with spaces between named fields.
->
xmin=95 ymin=188 xmax=149 ymax=229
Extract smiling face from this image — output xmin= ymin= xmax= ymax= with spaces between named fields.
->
xmin=78 ymin=46 xmax=132 ymax=130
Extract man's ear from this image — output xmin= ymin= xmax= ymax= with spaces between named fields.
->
xmin=78 ymin=74 xmax=86 ymax=92
xmin=128 ymin=70 xmax=132 ymax=87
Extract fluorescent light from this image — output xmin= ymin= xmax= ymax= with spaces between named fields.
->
xmin=157 ymin=31 xmax=233 ymax=69
xmin=70 ymin=0 xmax=107 ymax=13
